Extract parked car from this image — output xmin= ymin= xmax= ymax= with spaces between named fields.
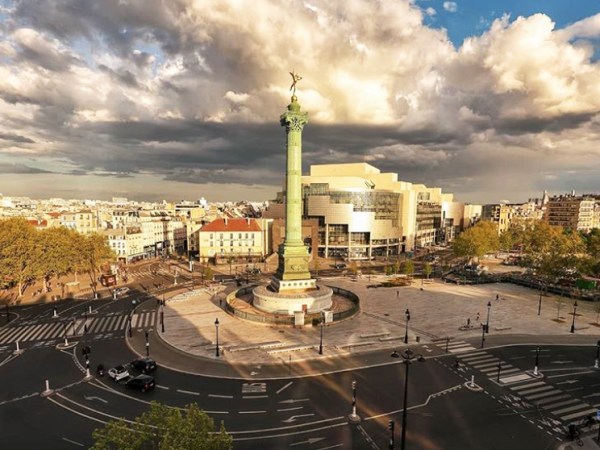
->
xmin=108 ymin=364 xmax=130 ymax=381
xmin=115 ymin=287 xmax=130 ymax=296
xmin=126 ymin=374 xmax=155 ymax=392
xmin=333 ymin=263 xmax=346 ymax=269
xmin=130 ymin=357 xmax=157 ymax=374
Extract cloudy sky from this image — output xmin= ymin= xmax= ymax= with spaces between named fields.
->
xmin=0 ymin=0 xmax=599 ymax=204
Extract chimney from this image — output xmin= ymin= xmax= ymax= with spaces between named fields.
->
xmin=224 ymin=217 xmax=228 ymax=226
xmin=246 ymin=218 xmax=250 ymax=225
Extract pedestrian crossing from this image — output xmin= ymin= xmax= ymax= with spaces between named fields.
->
xmin=439 ymin=341 xmax=600 ymax=431
xmin=508 ymin=378 xmax=598 ymax=427
xmin=0 ymin=311 xmax=157 ymax=346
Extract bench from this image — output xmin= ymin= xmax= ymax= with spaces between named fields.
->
xmin=494 ymin=326 xmax=512 ymax=331
xmin=228 ymin=341 xmax=283 ymax=352
xmin=360 ymin=332 xmax=390 ymax=339
xmin=267 ymin=344 xmax=316 ymax=354
xmin=379 ymin=336 xmax=405 ymax=342
xmin=337 ymin=341 xmax=376 ymax=349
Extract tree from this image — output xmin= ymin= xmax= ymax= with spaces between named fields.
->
xmin=0 ymin=218 xmax=41 ymax=296
xmin=452 ymin=221 xmax=500 ymax=262
xmin=349 ymin=261 xmax=359 ymax=278
xmin=520 ymin=221 xmax=585 ymax=282
xmin=74 ymin=233 xmax=115 ymax=297
xmin=92 ymin=402 xmax=232 ymax=450
xmin=204 ymin=266 xmax=214 ymax=282
xmin=36 ymin=227 xmax=78 ymax=293
xmin=402 ymin=260 xmax=414 ymax=279
xmin=423 ymin=262 xmax=433 ymax=279
xmin=392 ymin=261 xmax=399 ymax=275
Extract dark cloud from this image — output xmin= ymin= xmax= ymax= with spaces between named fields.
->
xmin=0 ymin=163 xmax=52 ymax=174
xmin=0 ymin=133 xmax=35 ymax=143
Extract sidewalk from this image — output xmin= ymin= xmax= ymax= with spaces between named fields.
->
xmin=127 ymin=276 xmax=600 ymax=379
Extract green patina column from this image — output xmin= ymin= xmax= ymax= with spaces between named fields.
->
xmin=274 ymin=94 xmax=312 ymax=283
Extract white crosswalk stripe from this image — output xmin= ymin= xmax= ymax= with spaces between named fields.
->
xmin=505 ymin=378 xmax=597 ymax=423
xmin=0 ymin=311 xmax=156 ymax=346
xmin=436 ymin=339 xmax=477 ymax=354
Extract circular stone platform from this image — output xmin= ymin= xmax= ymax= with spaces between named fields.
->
xmin=253 ymin=284 xmax=333 ymax=315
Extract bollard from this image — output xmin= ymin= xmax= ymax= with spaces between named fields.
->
xmin=41 ymin=379 xmax=54 ymax=397
xmin=15 ymin=341 xmax=20 ymax=352
xmin=88 ymin=305 xmax=92 ymax=314
xmin=470 ymin=375 xmax=475 ymax=387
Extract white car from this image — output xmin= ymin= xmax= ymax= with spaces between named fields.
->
xmin=108 ymin=364 xmax=130 ymax=381
xmin=115 ymin=287 xmax=130 ymax=296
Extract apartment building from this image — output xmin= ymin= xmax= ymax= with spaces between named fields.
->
xmin=545 ymin=194 xmax=596 ymax=232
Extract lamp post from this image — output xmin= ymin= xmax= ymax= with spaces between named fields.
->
xmin=160 ymin=300 xmax=165 ymax=333
xmin=5 ymin=304 xmax=9 ymax=323
xmin=537 ymin=285 xmax=543 ymax=316
xmin=391 ymin=348 xmax=425 ymax=450
xmin=485 ymin=301 xmax=491 ymax=333
xmin=533 ymin=346 xmax=541 ymax=376
xmin=570 ymin=300 xmax=578 ymax=334
xmin=594 ymin=340 xmax=599 ymax=369
xmin=62 ymin=321 xmax=69 ymax=346
xmin=83 ymin=311 xmax=88 ymax=333
xmin=480 ymin=323 xmax=485 ymax=349
xmin=404 ymin=309 xmax=410 ymax=344
xmin=319 ymin=315 xmax=324 ymax=355
xmin=215 ymin=318 xmax=220 ymax=357
xmin=496 ymin=361 xmax=502 ymax=382
xmin=144 ymin=330 xmax=150 ymax=357
xmin=388 ymin=420 xmax=395 ymax=450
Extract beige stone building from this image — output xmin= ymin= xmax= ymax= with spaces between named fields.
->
xmin=198 ymin=218 xmax=266 ymax=264
xmin=545 ymin=195 xmax=595 ymax=232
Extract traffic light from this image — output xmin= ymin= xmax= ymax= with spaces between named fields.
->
xmin=388 ymin=420 xmax=394 ymax=431
xmin=81 ymin=345 xmax=91 ymax=356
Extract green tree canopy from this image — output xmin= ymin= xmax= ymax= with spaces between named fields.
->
xmin=452 ymin=221 xmax=500 ymax=261
xmin=402 ymin=259 xmax=414 ymax=278
xmin=423 ymin=262 xmax=433 ymax=279
xmin=73 ymin=233 xmax=115 ymax=295
xmin=519 ymin=221 xmax=585 ymax=282
xmin=91 ymin=402 xmax=232 ymax=450
xmin=0 ymin=218 xmax=41 ymax=296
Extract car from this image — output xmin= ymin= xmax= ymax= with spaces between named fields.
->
xmin=115 ymin=287 xmax=130 ymax=296
xmin=333 ymin=263 xmax=346 ymax=269
xmin=108 ymin=364 xmax=130 ymax=381
xmin=126 ymin=374 xmax=155 ymax=392
xmin=130 ymin=357 xmax=157 ymax=374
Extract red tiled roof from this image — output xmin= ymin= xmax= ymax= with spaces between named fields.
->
xmin=200 ymin=218 xmax=261 ymax=232
xmin=27 ymin=219 xmax=48 ymax=227
xmin=47 ymin=212 xmax=61 ymax=218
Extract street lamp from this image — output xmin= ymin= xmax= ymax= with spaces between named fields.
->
xmin=144 ymin=330 xmax=150 ymax=357
xmin=160 ymin=298 xmax=165 ymax=333
xmin=319 ymin=315 xmax=324 ymax=355
xmin=215 ymin=318 xmax=220 ymax=357
xmin=537 ymin=285 xmax=543 ymax=316
xmin=404 ymin=309 xmax=410 ymax=344
xmin=534 ymin=346 xmax=541 ymax=376
xmin=485 ymin=301 xmax=491 ymax=334
xmin=388 ymin=420 xmax=395 ymax=450
xmin=595 ymin=340 xmax=600 ymax=369
xmin=480 ymin=324 xmax=485 ymax=349
xmin=390 ymin=348 xmax=426 ymax=450
xmin=570 ymin=300 xmax=578 ymax=333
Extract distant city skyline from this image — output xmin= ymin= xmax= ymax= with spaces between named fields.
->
xmin=0 ymin=0 xmax=599 ymax=204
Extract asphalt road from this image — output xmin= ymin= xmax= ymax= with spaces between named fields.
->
xmin=1 ymin=272 xmax=599 ymax=449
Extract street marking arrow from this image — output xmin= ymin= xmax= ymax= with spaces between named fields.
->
xmin=290 ymin=437 xmax=326 ymax=446
xmin=282 ymin=413 xmax=315 ymax=423
xmin=278 ymin=398 xmax=309 ymax=404
xmin=84 ymin=395 xmax=108 ymax=404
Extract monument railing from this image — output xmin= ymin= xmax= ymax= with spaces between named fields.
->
xmin=225 ymin=284 xmax=360 ymax=325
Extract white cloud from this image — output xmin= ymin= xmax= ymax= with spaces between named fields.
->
xmin=443 ymin=2 xmax=457 ymax=13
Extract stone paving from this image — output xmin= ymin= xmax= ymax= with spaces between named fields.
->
xmin=158 ymin=276 xmax=600 ymax=367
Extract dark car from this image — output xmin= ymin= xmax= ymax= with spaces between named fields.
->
xmin=126 ymin=374 xmax=155 ymax=392
xmin=333 ymin=263 xmax=346 ymax=269
xmin=130 ymin=357 xmax=157 ymax=374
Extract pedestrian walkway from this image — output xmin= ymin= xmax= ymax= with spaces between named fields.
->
xmin=0 ymin=311 xmax=156 ymax=349
xmin=453 ymin=349 xmax=599 ymax=433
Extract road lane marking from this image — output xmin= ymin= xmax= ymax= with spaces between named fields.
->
xmin=62 ymin=437 xmax=84 ymax=447
xmin=243 ymin=395 xmax=268 ymax=399
xmin=239 ymin=410 xmax=267 ymax=414
xmin=209 ymin=394 xmax=234 ymax=399
xmin=277 ymin=382 xmax=293 ymax=394
xmin=156 ymin=384 xmax=169 ymax=390
xmin=177 ymin=389 xmax=200 ymax=396
xmin=278 ymin=406 xmax=303 ymax=412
